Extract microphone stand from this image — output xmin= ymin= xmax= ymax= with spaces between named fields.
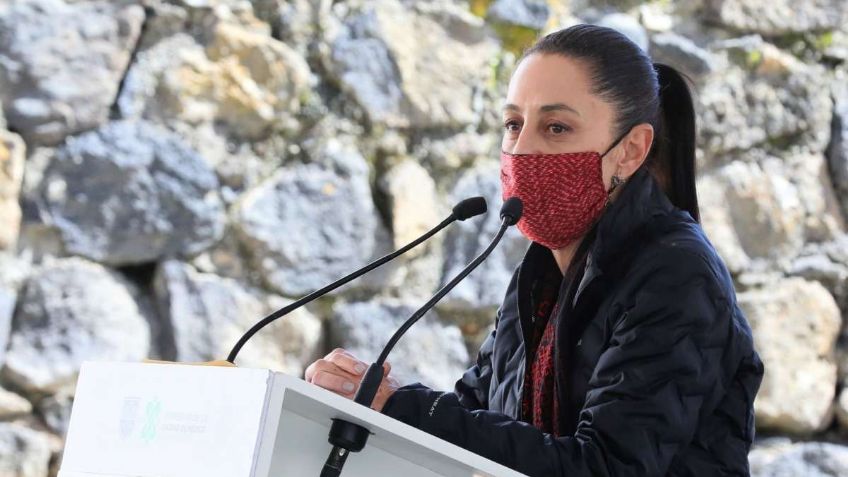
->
xmin=319 ymin=198 xmax=523 ymax=477
xmin=226 ymin=197 xmax=487 ymax=364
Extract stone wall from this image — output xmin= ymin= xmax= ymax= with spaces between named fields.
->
xmin=0 ymin=0 xmax=847 ymax=474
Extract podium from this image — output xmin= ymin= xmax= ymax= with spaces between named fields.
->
xmin=58 ymin=362 xmax=527 ymax=477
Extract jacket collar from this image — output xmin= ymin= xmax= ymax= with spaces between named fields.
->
xmin=517 ymin=166 xmax=677 ymax=307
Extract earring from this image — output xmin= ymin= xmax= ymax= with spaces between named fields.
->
xmin=609 ymin=174 xmax=625 ymax=193
xmin=604 ymin=174 xmax=625 ymax=207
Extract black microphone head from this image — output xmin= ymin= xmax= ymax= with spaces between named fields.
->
xmin=500 ymin=197 xmax=523 ymax=226
xmin=453 ymin=196 xmax=488 ymax=221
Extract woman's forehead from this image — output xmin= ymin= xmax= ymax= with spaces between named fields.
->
xmin=505 ymin=53 xmax=608 ymax=119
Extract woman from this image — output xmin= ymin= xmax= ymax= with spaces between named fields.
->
xmin=305 ymin=24 xmax=764 ymax=476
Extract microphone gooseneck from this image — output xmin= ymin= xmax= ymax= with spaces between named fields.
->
xmin=225 ymin=197 xmax=488 ymax=364
xmin=321 ymin=197 xmax=524 ymax=477
xmin=357 ymin=197 xmax=523 ymax=404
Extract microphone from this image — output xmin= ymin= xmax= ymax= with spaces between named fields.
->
xmin=320 ymin=197 xmax=524 ymax=477
xmin=226 ymin=196 xmax=487 ymax=364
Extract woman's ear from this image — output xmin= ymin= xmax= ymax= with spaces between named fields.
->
xmin=616 ymin=123 xmax=654 ymax=178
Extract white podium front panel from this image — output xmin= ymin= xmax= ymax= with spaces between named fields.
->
xmin=263 ymin=373 xmax=527 ymax=477
xmin=59 ymin=362 xmax=528 ymax=477
xmin=59 ymin=362 xmax=274 ymax=477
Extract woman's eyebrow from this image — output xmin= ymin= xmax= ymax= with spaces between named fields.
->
xmin=502 ymin=102 xmax=581 ymax=117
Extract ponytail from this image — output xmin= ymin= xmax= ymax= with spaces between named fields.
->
xmin=652 ymin=63 xmax=700 ymax=223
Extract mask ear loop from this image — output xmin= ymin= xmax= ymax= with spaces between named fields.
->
xmin=600 ymin=128 xmax=632 ymax=205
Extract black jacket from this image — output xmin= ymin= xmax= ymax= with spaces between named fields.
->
xmin=381 ymin=166 xmax=765 ymax=476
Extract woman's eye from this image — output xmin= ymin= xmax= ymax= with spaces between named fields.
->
xmin=503 ymin=120 xmax=521 ymax=133
xmin=548 ymin=123 xmax=570 ymax=135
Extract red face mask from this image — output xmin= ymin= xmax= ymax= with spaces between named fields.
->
xmin=500 ymin=142 xmax=621 ymax=250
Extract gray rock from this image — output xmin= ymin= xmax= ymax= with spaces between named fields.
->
xmin=696 ymin=172 xmax=752 ymax=274
xmin=438 ymin=162 xmax=528 ymax=320
xmin=38 ymin=386 xmax=73 ymax=438
xmin=153 ymin=260 xmax=323 ymax=375
xmin=837 ymin=387 xmax=848 ymax=431
xmin=253 ymin=0 xmax=320 ymax=57
xmin=787 ymin=253 xmax=848 ymax=305
xmin=596 ymin=13 xmax=649 ymax=52
xmin=0 ymin=129 xmax=25 ymax=251
xmin=706 ymin=0 xmax=848 ymax=35
xmin=0 ymin=423 xmax=51 ymax=477
xmin=234 ymin=141 xmax=387 ymax=297
xmin=329 ymin=299 xmax=469 ymax=391
xmin=700 ymin=42 xmax=832 ymax=159
xmin=0 ymin=254 xmax=23 ymax=366
xmin=650 ymin=32 xmax=717 ymax=78
xmin=324 ymin=0 xmax=499 ymax=128
xmin=784 ymin=150 xmax=845 ymax=243
xmin=711 ymin=159 xmax=806 ymax=263
xmin=3 ymin=257 xmax=151 ymax=394
xmin=376 ymin=160 xmax=444 ymax=300
xmin=749 ymin=439 xmax=848 ymax=477
xmin=0 ymin=387 xmax=32 ymax=419
xmin=37 ymin=120 xmax=225 ymax=265
xmin=412 ymin=131 xmax=498 ymax=175
xmin=0 ymin=0 xmax=145 ymax=145
xmin=827 ymin=78 xmax=848 ymax=217
xmin=116 ymin=20 xmax=313 ymax=141
xmin=739 ymin=278 xmax=841 ymax=434
xmin=486 ymin=0 xmax=550 ymax=30
xmin=380 ymin=160 xmax=442 ymax=256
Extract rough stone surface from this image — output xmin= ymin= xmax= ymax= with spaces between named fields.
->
xmin=0 ymin=0 xmax=145 ymax=145
xmin=0 ymin=129 xmax=25 ymax=251
xmin=706 ymin=0 xmax=848 ymax=35
xmin=696 ymin=172 xmax=752 ymax=274
xmin=117 ymin=21 xmax=313 ymax=140
xmin=0 ymin=387 xmax=32 ymax=419
xmin=3 ymin=258 xmax=151 ymax=393
xmin=234 ymin=140 xmax=387 ymax=297
xmin=719 ymin=160 xmax=805 ymax=263
xmin=154 ymin=260 xmax=323 ymax=375
xmin=650 ymin=32 xmax=717 ymax=78
xmin=749 ymin=438 xmax=848 ymax=477
xmin=597 ymin=13 xmax=649 ymax=52
xmin=380 ymin=160 xmax=441 ymax=256
xmin=0 ymin=254 xmax=29 ymax=368
xmin=837 ymin=387 xmax=848 ymax=430
xmin=38 ymin=385 xmax=73 ymax=438
xmin=486 ymin=0 xmax=550 ymax=30
xmin=0 ymin=423 xmax=51 ymax=477
xmin=37 ymin=120 xmax=225 ymax=265
xmin=438 ymin=162 xmax=528 ymax=322
xmin=828 ymin=79 xmax=848 ymax=217
xmin=739 ymin=278 xmax=842 ymax=434
xmin=324 ymin=0 xmax=499 ymax=128
xmin=699 ymin=41 xmax=832 ymax=160
xmin=329 ymin=299 xmax=469 ymax=391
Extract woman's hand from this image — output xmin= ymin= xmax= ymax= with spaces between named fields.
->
xmin=305 ymin=348 xmax=401 ymax=412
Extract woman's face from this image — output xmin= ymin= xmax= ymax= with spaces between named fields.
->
xmin=501 ymin=52 xmax=642 ymax=190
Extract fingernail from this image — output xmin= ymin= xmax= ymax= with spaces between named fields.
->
xmin=354 ymin=363 xmax=366 ymax=374
xmin=343 ymin=381 xmax=355 ymax=392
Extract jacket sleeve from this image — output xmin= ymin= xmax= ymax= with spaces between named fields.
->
xmin=380 ymin=251 xmax=729 ymax=477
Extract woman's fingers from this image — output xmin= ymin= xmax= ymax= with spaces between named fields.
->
xmin=312 ymin=369 xmax=358 ymax=396
xmin=305 ymin=358 xmax=357 ymax=384
xmin=305 ymin=348 xmax=398 ymax=403
xmin=326 ymin=348 xmax=368 ymax=376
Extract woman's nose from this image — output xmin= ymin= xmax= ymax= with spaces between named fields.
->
xmin=510 ymin=129 xmax=544 ymax=155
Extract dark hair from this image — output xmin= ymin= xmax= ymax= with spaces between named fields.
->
xmin=521 ymin=24 xmax=700 ymax=223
